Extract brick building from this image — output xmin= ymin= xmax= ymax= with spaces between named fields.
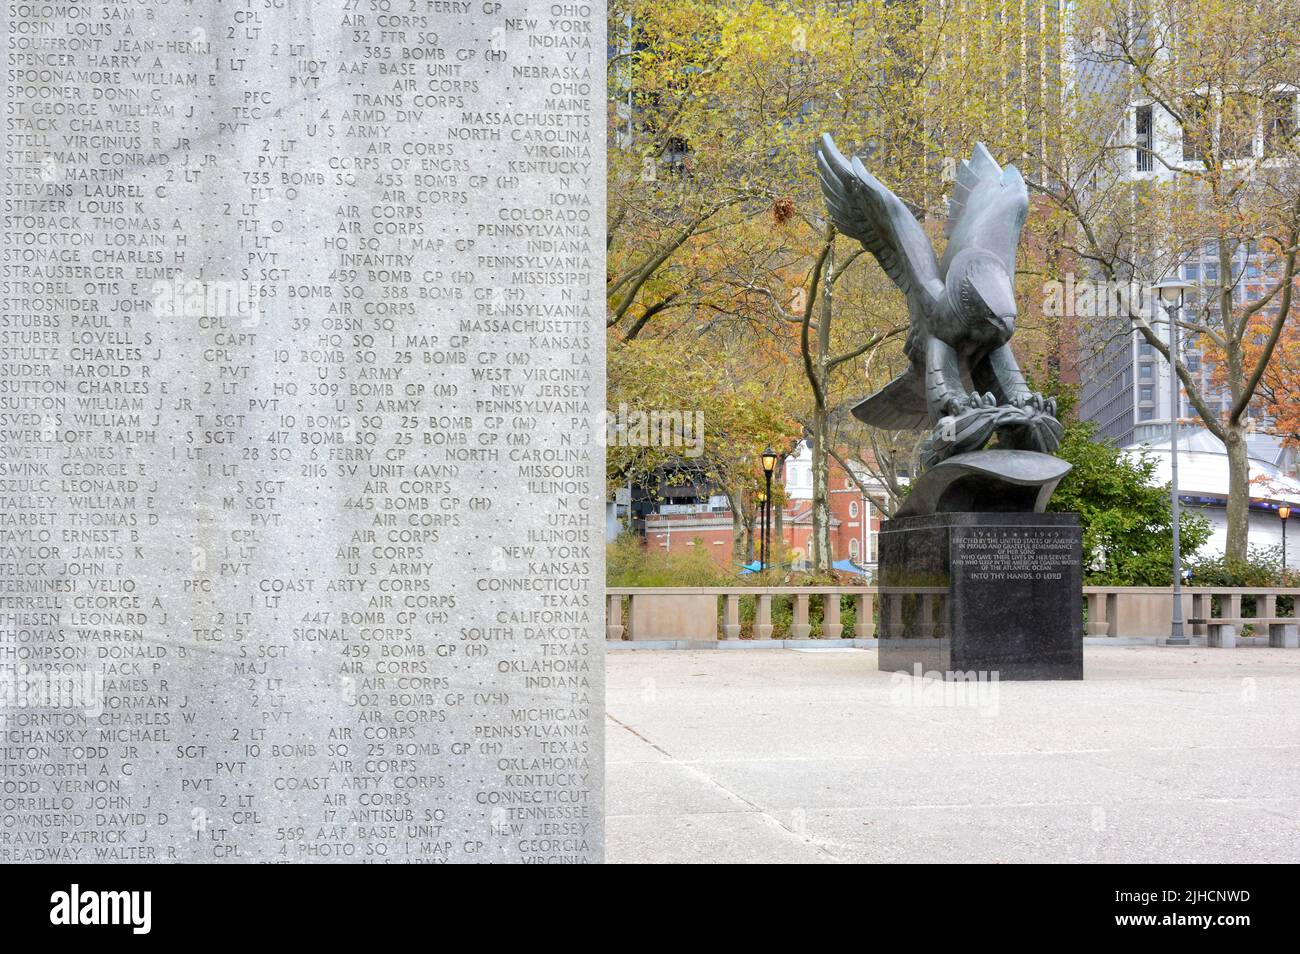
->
xmin=641 ymin=442 xmax=887 ymax=575
xmin=780 ymin=443 xmax=883 ymax=571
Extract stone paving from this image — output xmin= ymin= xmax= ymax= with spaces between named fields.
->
xmin=605 ymin=646 xmax=1300 ymax=863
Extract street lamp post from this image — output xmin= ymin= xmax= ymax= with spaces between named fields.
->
xmin=1153 ymin=276 xmax=1194 ymax=646
xmin=761 ymin=448 xmax=778 ymax=574
xmin=1281 ymin=504 xmax=1292 ymax=570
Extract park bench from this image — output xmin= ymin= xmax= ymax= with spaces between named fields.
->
xmin=1187 ymin=617 xmax=1300 ymax=649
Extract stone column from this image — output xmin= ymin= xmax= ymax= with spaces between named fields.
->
xmin=791 ymin=593 xmax=811 ymax=639
xmin=755 ymin=594 xmax=774 ymax=639
xmin=855 ymin=592 xmax=876 ymax=638
xmin=886 ymin=592 xmax=905 ymax=638
xmin=607 ymin=594 xmax=625 ymax=641
xmin=722 ymin=594 xmax=742 ymax=640
xmin=917 ymin=593 xmax=937 ymax=638
xmin=823 ymin=594 xmax=844 ymax=639
xmin=1191 ymin=592 xmax=1208 ymax=636
xmin=1085 ymin=592 xmax=1108 ymax=636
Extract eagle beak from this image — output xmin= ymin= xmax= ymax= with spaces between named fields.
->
xmin=968 ymin=266 xmax=1018 ymax=338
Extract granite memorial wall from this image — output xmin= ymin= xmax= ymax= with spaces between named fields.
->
xmin=1 ymin=0 xmax=604 ymax=863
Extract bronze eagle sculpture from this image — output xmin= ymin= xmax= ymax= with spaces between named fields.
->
xmin=816 ymin=134 xmax=1062 ymax=468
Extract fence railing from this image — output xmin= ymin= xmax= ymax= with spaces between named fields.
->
xmin=606 ymin=585 xmax=1300 ymax=643
xmin=1083 ymin=586 xmax=1300 ymax=638
xmin=606 ymin=586 xmax=875 ymax=641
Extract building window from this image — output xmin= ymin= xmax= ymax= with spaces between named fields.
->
xmin=1222 ymin=93 xmax=1255 ymax=160
xmin=663 ymin=136 xmax=689 ymax=175
xmin=848 ymin=501 xmax=859 ymax=518
xmin=849 ymin=538 xmax=860 ymax=560
xmin=1136 ymin=104 xmax=1154 ymax=171
xmin=1266 ymin=93 xmax=1297 ymax=157
xmin=1140 ymin=386 xmax=1153 ymax=402
xmin=1140 ymin=362 xmax=1153 ymax=379
xmin=1183 ymin=95 xmax=1210 ymax=162
xmin=1140 ymin=407 xmax=1155 ymax=421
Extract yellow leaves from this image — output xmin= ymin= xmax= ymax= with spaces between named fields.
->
xmin=612 ymin=0 xmax=1141 ymax=422
xmin=607 ymin=335 xmax=801 ymax=485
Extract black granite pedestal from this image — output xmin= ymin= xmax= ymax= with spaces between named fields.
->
xmin=877 ymin=512 xmax=1083 ymax=680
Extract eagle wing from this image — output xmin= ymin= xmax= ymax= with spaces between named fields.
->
xmin=816 ymin=133 xmax=943 ymax=341
xmin=940 ymin=142 xmax=1028 ymax=277
xmin=851 ymin=367 xmax=928 ymax=431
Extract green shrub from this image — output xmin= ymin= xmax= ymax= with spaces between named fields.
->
xmin=1187 ymin=546 xmax=1296 ymax=587
xmin=606 ymin=534 xmax=877 ymax=638
xmin=1187 ymin=546 xmax=1298 ymax=617
xmin=1048 ymin=420 xmax=1211 ymax=584
xmin=732 ymin=592 xmax=868 ymax=639
xmin=606 ymin=532 xmax=728 ymax=587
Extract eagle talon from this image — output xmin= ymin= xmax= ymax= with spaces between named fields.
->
xmin=1012 ymin=392 xmax=1049 ymax=413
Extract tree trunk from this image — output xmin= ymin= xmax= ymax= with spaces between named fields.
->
xmin=731 ymin=505 xmax=745 ymax=564
xmin=810 ymin=404 xmax=832 ymax=572
xmin=1223 ymin=426 xmax=1250 ymax=561
xmin=809 ymin=245 xmax=834 ymax=573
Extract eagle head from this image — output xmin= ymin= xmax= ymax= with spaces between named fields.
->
xmin=945 ymin=248 xmax=1017 ymax=341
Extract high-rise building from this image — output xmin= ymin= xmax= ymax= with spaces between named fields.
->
xmin=1068 ymin=15 xmax=1298 ymax=470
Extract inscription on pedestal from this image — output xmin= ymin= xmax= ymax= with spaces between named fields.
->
xmin=954 ymin=528 xmax=1079 ymax=583
xmin=878 ymin=513 xmax=1083 ymax=681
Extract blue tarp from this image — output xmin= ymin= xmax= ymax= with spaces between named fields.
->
xmin=832 ymin=559 xmax=872 ymax=577
xmin=738 ymin=559 xmax=870 ymax=577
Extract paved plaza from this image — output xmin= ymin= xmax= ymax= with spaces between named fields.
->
xmin=606 ymin=646 xmax=1300 ymax=863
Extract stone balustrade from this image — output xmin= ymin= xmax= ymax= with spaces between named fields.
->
xmin=1082 ymin=585 xmax=1300 ymax=639
xmin=605 ymin=586 xmax=876 ymax=642
xmin=606 ymin=584 xmax=1300 ymax=644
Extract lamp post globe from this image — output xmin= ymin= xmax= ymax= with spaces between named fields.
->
xmin=1153 ymin=276 xmax=1193 ymax=308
